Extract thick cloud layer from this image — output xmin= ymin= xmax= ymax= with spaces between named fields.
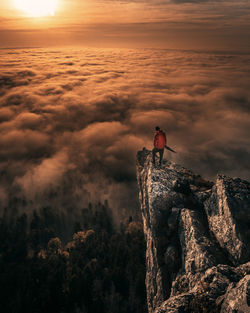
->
xmin=0 ymin=47 xmax=249 ymax=217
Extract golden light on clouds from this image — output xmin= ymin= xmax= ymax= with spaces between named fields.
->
xmin=0 ymin=0 xmax=248 ymax=50
xmin=13 ymin=0 xmax=58 ymax=17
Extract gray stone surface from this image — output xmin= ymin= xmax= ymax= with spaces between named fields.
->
xmin=178 ymin=208 xmax=224 ymax=291
xmin=221 ymin=275 xmax=250 ymax=313
xmin=154 ymin=293 xmax=194 ymax=313
xmin=136 ymin=148 xmax=250 ymax=313
xmin=204 ymin=175 xmax=250 ymax=265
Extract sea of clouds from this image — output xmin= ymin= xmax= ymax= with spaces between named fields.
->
xmin=0 ymin=47 xmax=249 ymax=217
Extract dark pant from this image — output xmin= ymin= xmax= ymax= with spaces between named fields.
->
xmin=152 ymin=148 xmax=164 ymax=165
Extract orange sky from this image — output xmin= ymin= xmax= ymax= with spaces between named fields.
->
xmin=0 ymin=0 xmax=250 ymax=50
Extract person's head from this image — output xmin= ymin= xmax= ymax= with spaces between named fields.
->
xmin=155 ymin=126 xmax=160 ymax=131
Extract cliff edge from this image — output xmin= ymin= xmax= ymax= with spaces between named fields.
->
xmin=136 ymin=148 xmax=250 ymax=313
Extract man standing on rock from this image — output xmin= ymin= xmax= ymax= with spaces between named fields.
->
xmin=152 ymin=126 xmax=166 ymax=166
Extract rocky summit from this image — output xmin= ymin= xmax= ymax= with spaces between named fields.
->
xmin=136 ymin=148 xmax=250 ymax=313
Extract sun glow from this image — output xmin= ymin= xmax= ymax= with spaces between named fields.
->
xmin=13 ymin=0 xmax=58 ymax=17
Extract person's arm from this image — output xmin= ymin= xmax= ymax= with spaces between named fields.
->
xmin=164 ymin=132 xmax=167 ymax=146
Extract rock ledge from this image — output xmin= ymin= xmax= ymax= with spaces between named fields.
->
xmin=136 ymin=148 xmax=250 ymax=313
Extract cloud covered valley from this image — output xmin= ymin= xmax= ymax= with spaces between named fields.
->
xmin=0 ymin=47 xmax=250 ymax=219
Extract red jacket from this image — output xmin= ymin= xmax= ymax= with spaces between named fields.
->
xmin=154 ymin=130 xmax=166 ymax=149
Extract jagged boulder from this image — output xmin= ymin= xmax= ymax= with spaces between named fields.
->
xmin=220 ymin=275 xmax=250 ymax=312
xmin=204 ymin=175 xmax=250 ymax=265
xmin=136 ymin=148 xmax=250 ymax=313
xmin=177 ymin=208 xmax=225 ymax=291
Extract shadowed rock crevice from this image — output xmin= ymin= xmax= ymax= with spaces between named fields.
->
xmin=136 ymin=148 xmax=250 ymax=313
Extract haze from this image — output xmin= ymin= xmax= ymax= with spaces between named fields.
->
xmin=0 ymin=47 xmax=250 ymax=217
xmin=0 ymin=0 xmax=250 ymax=217
xmin=0 ymin=0 xmax=250 ymax=50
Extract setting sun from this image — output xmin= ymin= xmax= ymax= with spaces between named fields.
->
xmin=13 ymin=0 xmax=58 ymax=17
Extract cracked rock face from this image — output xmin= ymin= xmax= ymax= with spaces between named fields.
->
xmin=136 ymin=148 xmax=250 ymax=313
xmin=220 ymin=275 xmax=250 ymax=313
xmin=204 ymin=175 xmax=250 ymax=265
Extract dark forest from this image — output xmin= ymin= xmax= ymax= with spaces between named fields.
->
xmin=0 ymin=203 xmax=147 ymax=313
